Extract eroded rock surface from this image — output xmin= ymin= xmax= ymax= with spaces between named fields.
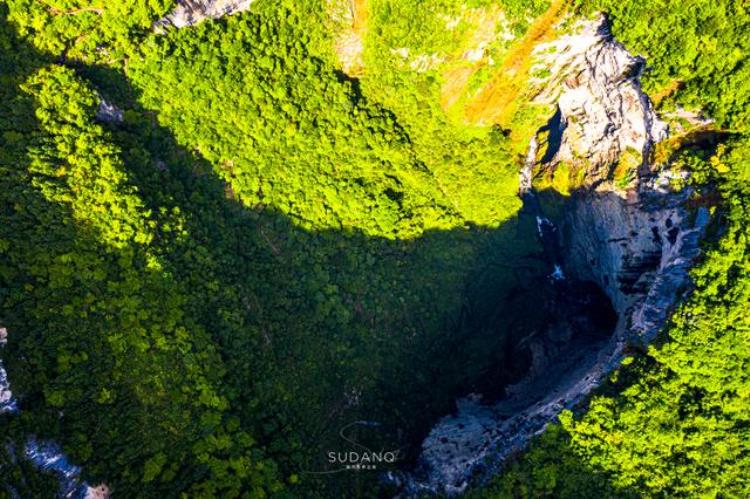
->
xmin=155 ymin=0 xmax=255 ymax=29
xmin=330 ymin=0 xmax=366 ymax=76
xmin=0 ymin=327 xmax=17 ymax=414
xmin=530 ymin=15 xmax=668 ymax=181
xmin=25 ymin=440 xmax=109 ymax=499
xmin=564 ymin=188 xmax=708 ymax=345
xmin=96 ymin=96 xmax=124 ymax=124
xmin=403 ymin=15 xmax=708 ymax=495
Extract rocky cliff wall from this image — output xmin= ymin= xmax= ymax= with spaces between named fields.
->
xmin=529 ymin=15 xmax=668 ymax=182
xmin=402 ymin=15 xmax=709 ymax=495
xmin=564 ymin=188 xmax=707 ymax=342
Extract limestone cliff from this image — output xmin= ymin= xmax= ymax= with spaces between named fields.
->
xmin=528 ymin=15 xmax=668 ymax=181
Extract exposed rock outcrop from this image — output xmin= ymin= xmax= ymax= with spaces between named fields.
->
xmin=0 ymin=367 xmax=14 ymax=414
xmin=96 ymin=96 xmax=124 ymax=124
xmin=0 ymin=327 xmax=17 ymax=414
xmin=402 ymin=15 xmax=709 ymax=495
xmin=155 ymin=0 xmax=255 ymax=29
xmin=564 ymin=188 xmax=708 ymax=345
xmin=330 ymin=0 xmax=367 ymax=76
xmin=529 ymin=15 xmax=668 ymax=181
xmin=25 ymin=440 xmax=110 ymax=499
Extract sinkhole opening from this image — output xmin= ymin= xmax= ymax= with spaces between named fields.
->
xmin=384 ymin=238 xmax=622 ymax=476
xmin=390 ymin=259 xmax=621 ymax=489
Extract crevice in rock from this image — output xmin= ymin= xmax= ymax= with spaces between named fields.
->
xmin=538 ymin=106 xmax=565 ymax=164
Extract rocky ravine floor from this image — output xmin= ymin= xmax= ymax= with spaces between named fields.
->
xmin=400 ymin=15 xmax=710 ymax=495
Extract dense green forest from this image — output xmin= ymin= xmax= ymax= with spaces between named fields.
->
xmin=0 ymin=0 xmax=748 ymax=497
xmin=0 ymin=1 xmax=543 ymax=496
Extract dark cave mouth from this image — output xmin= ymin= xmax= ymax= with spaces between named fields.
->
xmin=383 ymin=253 xmax=623 ymax=477
xmin=467 ymin=275 xmax=619 ymax=405
xmin=390 ymin=271 xmax=622 ymax=487
xmin=385 ymin=182 xmax=633 ymax=480
xmin=436 ymin=186 xmax=622 ymax=413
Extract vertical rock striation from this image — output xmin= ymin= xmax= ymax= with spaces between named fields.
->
xmin=528 ymin=14 xmax=669 ymax=182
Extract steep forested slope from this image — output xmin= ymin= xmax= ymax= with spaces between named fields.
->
xmin=0 ymin=1 xmax=542 ymax=496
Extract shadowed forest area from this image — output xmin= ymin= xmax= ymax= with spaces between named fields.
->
xmin=0 ymin=5 xmax=572 ymax=496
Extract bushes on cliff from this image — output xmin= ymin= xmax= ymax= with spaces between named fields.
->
xmin=559 ymin=142 xmax=749 ymax=497
xmin=1 ymin=0 xmax=749 ymax=497
xmin=0 ymin=42 xmax=284 ymax=495
xmin=5 ymin=0 xmax=176 ymax=60
xmin=477 ymin=1 xmax=750 ymax=493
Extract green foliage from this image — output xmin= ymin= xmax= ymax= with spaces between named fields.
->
xmin=578 ymin=0 xmax=750 ymax=131
xmin=132 ymin=7 xmax=465 ymax=238
xmin=1 ymin=0 xmax=749 ymax=497
xmin=478 ymin=108 xmax=750 ymax=499
xmin=558 ymin=145 xmax=750 ymax=496
xmin=6 ymin=0 xmax=176 ymax=60
xmin=0 ymin=439 xmax=60 ymax=498
xmin=360 ymin=8 xmax=525 ymax=227
xmin=0 ymin=1 xmax=546 ymax=496
xmin=471 ymin=424 xmax=633 ymax=498
xmin=477 ymin=1 xmax=750 ymax=496
xmin=0 ymin=42 xmax=283 ymax=497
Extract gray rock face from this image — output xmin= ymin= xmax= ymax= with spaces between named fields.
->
xmin=0 ymin=327 xmax=18 ymax=415
xmin=16 ymin=440 xmax=110 ymax=498
xmin=95 ymin=97 xmax=124 ymax=123
xmin=564 ymin=188 xmax=706 ymax=344
xmin=155 ymin=0 xmax=255 ymax=29
xmin=403 ymin=15 xmax=708 ymax=495
xmin=530 ymin=15 xmax=668 ymax=181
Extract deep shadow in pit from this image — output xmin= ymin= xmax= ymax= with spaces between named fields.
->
xmin=485 ymin=278 xmax=615 ymax=405
xmin=381 ymin=183 xmax=629 ymax=496
xmin=1 ymin=57 xmax=589 ymax=498
xmin=453 ymin=237 xmax=618 ymax=408
xmin=446 ymin=179 xmax=619 ymax=408
xmin=368 ymin=186 xmax=621 ymax=487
